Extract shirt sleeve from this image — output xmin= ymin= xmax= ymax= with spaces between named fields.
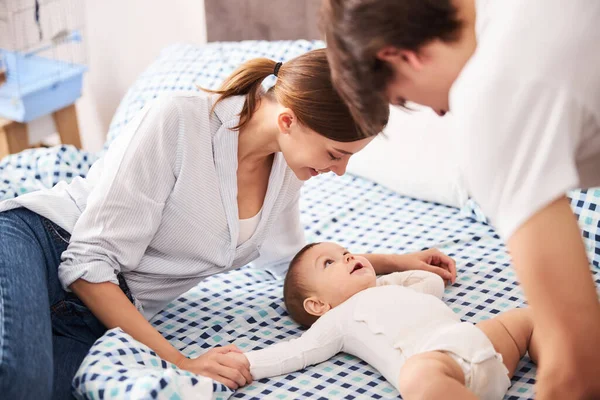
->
xmin=456 ymin=76 xmax=585 ymax=239
xmin=245 ymin=312 xmax=343 ymax=380
xmin=377 ymin=271 xmax=445 ymax=299
xmin=58 ymin=97 xmax=182 ymax=290
xmin=250 ymin=188 xmax=306 ymax=279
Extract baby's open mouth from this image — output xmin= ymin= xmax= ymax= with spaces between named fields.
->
xmin=350 ymin=263 xmax=364 ymax=274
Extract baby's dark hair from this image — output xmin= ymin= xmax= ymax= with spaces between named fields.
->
xmin=283 ymin=242 xmax=322 ymax=328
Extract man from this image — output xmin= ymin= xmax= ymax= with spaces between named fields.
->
xmin=321 ymin=0 xmax=600 ymax=398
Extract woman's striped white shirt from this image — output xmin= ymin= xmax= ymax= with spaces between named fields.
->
xmin=0 ymin=93 xmax=306 ymax=319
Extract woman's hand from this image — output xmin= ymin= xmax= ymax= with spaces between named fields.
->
xmin=176 ymin=344 xmax=253 ymax=390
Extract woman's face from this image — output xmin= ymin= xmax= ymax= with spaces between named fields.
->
xmin=277 ymin=114 xmax=375 ymax=181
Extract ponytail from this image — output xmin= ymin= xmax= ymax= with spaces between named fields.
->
xmin=203 ymin=49 xmax=385 ymax=141
xmin=203 ymin=58 xmax=277 ymax=131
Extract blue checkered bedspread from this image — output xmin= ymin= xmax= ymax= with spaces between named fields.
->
xmin=71 ymin=172 xmax=600 ymax=400
xmin=73 ymin=173 xmax=542 ymax=400
xmin=1 ymin=40 xmax=599 ymax=400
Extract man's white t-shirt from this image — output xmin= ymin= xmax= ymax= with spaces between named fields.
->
xmin=450 ymin=0 xmax=600 ymax=239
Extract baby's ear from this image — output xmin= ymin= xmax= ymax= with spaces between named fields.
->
xmin=303 ymin=296 xmax=331 ymax=317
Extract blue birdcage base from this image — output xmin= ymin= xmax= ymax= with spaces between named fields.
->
xmin=0 ymin=50 xmax=87 ymax=123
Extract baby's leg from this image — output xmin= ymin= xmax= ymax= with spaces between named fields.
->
xmin=398 ymin=351 xmax=478 ymax=400
xmin=476 ymin=308 xmax=539 ymax=377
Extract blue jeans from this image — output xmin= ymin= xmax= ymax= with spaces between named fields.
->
xmin=0 ymin=208 xmax=130 ymax=399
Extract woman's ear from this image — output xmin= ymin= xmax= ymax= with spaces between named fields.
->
xmin=304 ymin=296 xmax=331 ymax=317
xmin=277 ymin=109 xmax=295 ymax=135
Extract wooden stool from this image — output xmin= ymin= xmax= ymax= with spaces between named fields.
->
xmin=0 ymin=103 xmax=82 ymax=158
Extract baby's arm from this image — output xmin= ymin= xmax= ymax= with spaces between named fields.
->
xmin=231 ymin=314 xmax=343 ymax=381
xmin=377 ymin=270 xmax=445 ymax=298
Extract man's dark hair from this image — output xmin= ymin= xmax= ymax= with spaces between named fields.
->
xmin=321 ymin=0 xmax=462 ymax=133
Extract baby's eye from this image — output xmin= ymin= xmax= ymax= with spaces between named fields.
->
xmin=324 ymin=259 xmax=334 ymax=267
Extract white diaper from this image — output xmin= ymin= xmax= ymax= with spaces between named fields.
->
xmin=416 ymin=322 xmax=512 ymax=400
xmin=446 ymin=351 xmax=511 ymax=400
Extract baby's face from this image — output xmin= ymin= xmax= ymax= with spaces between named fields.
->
xmin=301 ymin=242 xmax=377 ymax=308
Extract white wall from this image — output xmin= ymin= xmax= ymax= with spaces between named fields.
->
xmin=77 ymin=0 xmax=207 ymax=151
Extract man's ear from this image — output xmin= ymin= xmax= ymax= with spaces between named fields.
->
xmin=304 ymin=296 xmax=332 ymax=317
xmin=376 ymin=46 xmax=425 ymax=71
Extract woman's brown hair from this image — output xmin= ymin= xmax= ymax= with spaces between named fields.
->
xmin=203 ymin=48 xmax=385 ymax=141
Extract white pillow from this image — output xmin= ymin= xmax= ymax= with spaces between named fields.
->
xmin=347 ymin=105 xmax=468 ymax=208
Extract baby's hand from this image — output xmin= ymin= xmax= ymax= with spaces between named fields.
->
xmin=396 ymin=249 xmax=457 ymax=284
xmin=222 ymin=351 xmax=250 ymax=367
xmin=221 ymin=352 xmax=252 ymax=386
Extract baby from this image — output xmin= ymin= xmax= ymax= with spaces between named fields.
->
xmin=226 ymin=242 xmax=539 ymax=399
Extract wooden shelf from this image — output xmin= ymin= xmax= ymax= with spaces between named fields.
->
xmin=0 ymin=103 xmax=81 ymax=159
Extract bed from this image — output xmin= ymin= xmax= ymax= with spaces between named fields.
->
xmin=1 ymin=25 xmax=599 ymax=400
xmin=71 ymin=168 xmax=540 ymax=400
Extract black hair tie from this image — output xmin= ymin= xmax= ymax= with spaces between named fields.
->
xmin=274 ymin=62 xmax=283 ymax=77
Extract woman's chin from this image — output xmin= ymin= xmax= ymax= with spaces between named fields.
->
xmin=290 ymin=167 xmax=315 ymax=181
xmin=290 ymin=168 xmax=311 ymax=181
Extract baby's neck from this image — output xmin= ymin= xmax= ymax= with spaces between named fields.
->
xmin=328 ymin=280 xmax=378 ymax=310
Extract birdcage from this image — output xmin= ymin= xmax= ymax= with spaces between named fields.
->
xmin=0 ymin=0 xmax=87 ymax=123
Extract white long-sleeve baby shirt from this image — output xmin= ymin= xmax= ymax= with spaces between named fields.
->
xmin=245 ymin=271 xmax=470 ymax=390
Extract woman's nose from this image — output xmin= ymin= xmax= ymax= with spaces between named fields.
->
xmin=332 ymin=160 xmax=349 ymax=176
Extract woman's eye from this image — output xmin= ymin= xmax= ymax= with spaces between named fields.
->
xmin=328 ymin=152 xmax=342 ymax=161
xmin=324 ymin=259 xmax=334 ymax=267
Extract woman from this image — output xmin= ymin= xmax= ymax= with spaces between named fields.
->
xmin=0 ymin=49 xmax=456 ymax=399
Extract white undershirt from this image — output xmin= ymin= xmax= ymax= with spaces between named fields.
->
xmin=237 ymin=209 xmax=262 ymax=246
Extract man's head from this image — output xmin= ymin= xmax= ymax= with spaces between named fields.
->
xmin=321 ymin=0 xmax=476 ymax=129
xmin=283 ymin=242 xmax=377 ymax=328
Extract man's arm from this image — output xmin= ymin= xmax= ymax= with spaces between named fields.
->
xmin=508 ymin=196 xmax=600 ymax=398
